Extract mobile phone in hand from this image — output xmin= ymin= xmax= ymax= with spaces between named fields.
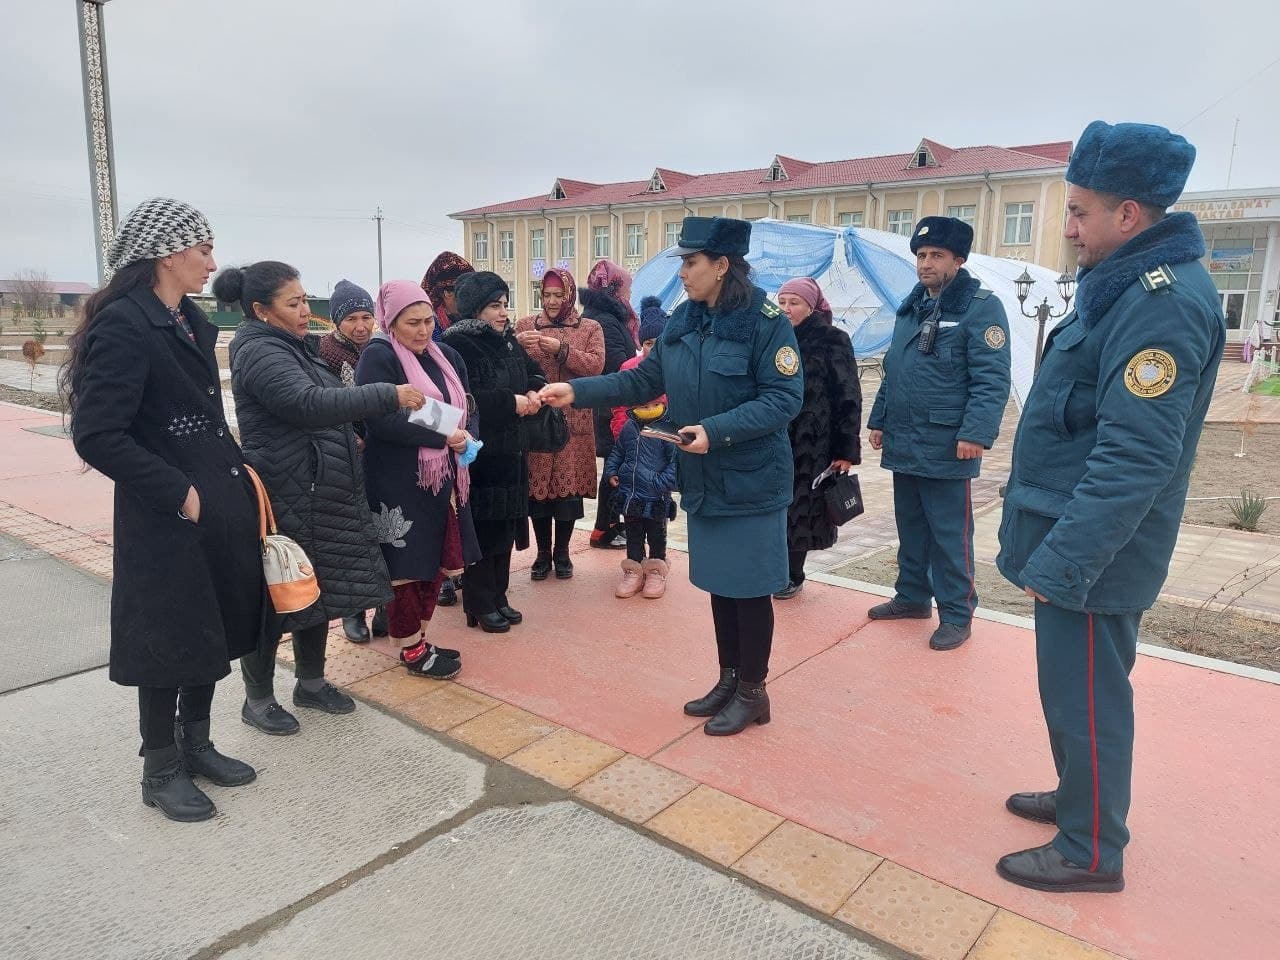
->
xmin=640 ymin=425 xmax=694 ymax=445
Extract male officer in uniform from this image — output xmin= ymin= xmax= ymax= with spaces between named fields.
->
xmin=866 ymin=217 xmax=1011 ymax=650
xmin=995 ymin=121 xmax=1224 ymax=893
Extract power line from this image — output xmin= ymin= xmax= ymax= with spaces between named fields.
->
xmin=1177 ymin=54 xmax=1280 ymax=130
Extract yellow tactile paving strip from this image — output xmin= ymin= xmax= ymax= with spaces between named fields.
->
xmin=0 ymin=500 xmax=1128 ymax=960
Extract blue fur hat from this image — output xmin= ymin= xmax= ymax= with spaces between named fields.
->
xmin=330 ymin=279 xmax=374 ymax=324
xmin=909 ymin=216 xmax=973 ymax=259
xmin=638 ymin=295 xmax=668 ymax=344
xmin=1067 ymin=120 xmax=1195 ymax=208
xmin=666 ymin=216 xmax=751 ymax=258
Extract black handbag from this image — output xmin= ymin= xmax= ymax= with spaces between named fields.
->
xmin=822 ymin=472 xmax=864 ymax=526
xmin=525 ymin=405 xmax=570 ymax=453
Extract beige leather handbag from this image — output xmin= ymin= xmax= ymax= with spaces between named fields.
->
xmin=244 ymin=465 xmax=321 ymax=615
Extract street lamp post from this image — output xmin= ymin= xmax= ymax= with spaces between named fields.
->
xmin=1014 ymin=268 xmax=1076 ymax=377
xmin=76 ymin=0 xmax=119 ymax=284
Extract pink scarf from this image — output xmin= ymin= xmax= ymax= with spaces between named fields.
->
xmin=375 ymin=280 xmax=470 ymax=503
xmin=778 ymin=277 xmax=833 ymax=324
xmin=588 ymin=259 xmax=639 ymax=343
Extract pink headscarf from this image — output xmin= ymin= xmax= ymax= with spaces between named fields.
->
xmin=588 ymin=259 xmax=640 ymax=343
xmin=778 ymin=277 xmax=833 ymax=324
xmin=375 ymin=280 xmax=470 ymax=503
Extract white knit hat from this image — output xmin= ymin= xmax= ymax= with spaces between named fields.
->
xmin=105 ymin=197 xmax=213 ymax=273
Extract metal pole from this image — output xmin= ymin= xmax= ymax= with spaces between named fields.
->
xmin=374 ymin=206 xmax=384 ymax=286
xmin=1033 ymin=301 xmax=1048 ymax=377
xmin=76 ymin=1 xmax=119 ymax=284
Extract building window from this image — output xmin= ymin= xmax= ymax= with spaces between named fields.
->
xmin=786 ymin=214 xmax=811 ymax=223
xmin=946 ymin=204 xmax=977 ymax=227
xmin=767 ymin=159 xmax=787 ymax=182
xmin=838 ymin=212 xmax=864 ymax=227
xmin=665 ymin=222 xmax=680 ymax=249
xmin=550 ymin=181 xmax=566 ymax=200
xmin=498 ymin=230 xmax=514 ymax=262
xmin=506 ymin=287 xmax=516 ymax=316
xmin=647 ymin=171 xmax=665 ymax=193
xmin=531 ymin=284 xmax=542 ymax=311
xmin=593 ymin=225 xmax=610 ymax=259
xmin=626 ymin=223 xmax=644 ymax=258
xmin=530 ymin=228 xmax=545 ymax=260
xmin=887 ymin=209 xmax=914 ymax=236
xmin=1003 ymin=202 xmax=1034 ymax=245
xmin=559 ymin=227 xmax=575 ymax=259
xmin=473 ymin=231 xmax=489 ymax=262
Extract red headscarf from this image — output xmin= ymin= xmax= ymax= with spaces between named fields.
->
xmin=538 ymin=267 xmax=580 ymax=325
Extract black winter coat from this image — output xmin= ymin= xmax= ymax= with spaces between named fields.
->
xmin=787 ymin=317 xmax=863 ymax=552
xmin=71 ymin=288 xmax=265 ymax=686
xmin=442 ymin=319 xmax=546 ymax=554
xmin=580 ymin=287 xmax=637 ymax=457
xmin=229 ymin=320 xmax=398 ymax=632
xmin=355 ymin=335 xmax=481 ymax=581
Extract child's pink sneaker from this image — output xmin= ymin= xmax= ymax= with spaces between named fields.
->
xmin=641 ymin=559 xmax=669 ymax=599
xmin=616 ymin=559 xmax=644 ymax=598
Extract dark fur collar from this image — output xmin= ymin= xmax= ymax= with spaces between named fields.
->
xmin=1073 ymin=212 xmax=1205 ymax=326
xmin=793 ymin=315 xmax=842 ymax=348
xmin=579 ymin=287 xmax=631 ymax=323
xmin=896 ymin=268 xmax=981 ymax=317
xmin=444 ymin=317 xmax=509 ymax=341
xmin=664 ymin=286 xmax=767 ymax=345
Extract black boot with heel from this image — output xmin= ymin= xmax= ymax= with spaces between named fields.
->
xmin=683 ymin=668 xmax=738 ymax=717
xmin=704 ymin=680 xmax=770 ymax=736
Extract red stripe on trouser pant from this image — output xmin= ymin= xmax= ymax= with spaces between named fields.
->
xmin=963 ymin=479 xmax=975 ymax=617
xmin=1087 ymin=612 xmax=1102 ymax=871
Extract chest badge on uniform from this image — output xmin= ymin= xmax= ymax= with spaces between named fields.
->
xmin=775 ymin=346 xmax=800 ymax=376
xmin=983 ymin=325 xmax=1007 ymax=349
xmin=1124 ymin=348 xmax=1177 ymax=398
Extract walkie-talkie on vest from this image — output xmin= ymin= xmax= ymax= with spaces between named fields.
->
xmin=916 ymin=271 xmax=952 ymax=355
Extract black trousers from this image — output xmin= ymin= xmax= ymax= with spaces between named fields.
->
xmin=594 ymin=473 xmax=620 ymax=533
xmin=788 ymin=549 xmax=807 ymax=585
xmin=625 ymin=517 xmax=667 ymax=563
xmin=710 ymin=594 xmax=775 ymax=684
xmin=464 ymin=545 xmax=514 ymax=616
xmin=138 ymin=683 xmax=216 ymax=750
xmin=240 ymin=621 xmax=328 ymax=700
xmin=531 ymin=516 xmax=575 ymax=557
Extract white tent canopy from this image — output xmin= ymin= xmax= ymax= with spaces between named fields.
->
xmin=631 ymin=219 xmax=1068 ymax=408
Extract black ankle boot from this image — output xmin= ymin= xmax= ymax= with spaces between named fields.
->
xmin=141 ymin=744 xmax=216 ymax=821
xmin=530 ymin=552 xmax=552 ymax=581
xmin=342 ymin=615 xmax=370 ymax=643
xmin=553 ymin=551 xmax=574 ymax=579
xmin=175 ymin=719 xmax=257 ymax=787
xmin=438 ymin=576 xmax=458 ymax=607
xmin=683 ymin=668 xmax=738 ymax=717
xmin=371 ymin=606 xmax=389 ymax=637
xmin=704 ymin=680 xmax=770 ymax=736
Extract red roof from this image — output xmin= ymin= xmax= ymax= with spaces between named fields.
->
xmin=452 ymin=139 xmax=1072 ymax=217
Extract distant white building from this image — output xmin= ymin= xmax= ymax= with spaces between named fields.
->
xmin=1171 ymin=187 xmax=1279 ymax=341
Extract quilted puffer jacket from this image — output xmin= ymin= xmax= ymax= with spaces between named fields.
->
xmin=229 ymin=320 xmax=398 ymax=632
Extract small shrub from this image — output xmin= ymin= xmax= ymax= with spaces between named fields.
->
xmin=1228 ymin=490 xmax=1267 ymax=531
xmin=31 ymin=317 xmax=47 ymax=344
xmin=55 ymin=328 xmax=64 ymax=337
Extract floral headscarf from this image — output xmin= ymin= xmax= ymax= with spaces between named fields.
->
xmin=538 ymin=267 xmax=580 ymax=325
xmin=587 ymin=259 xmax=639 ymax=343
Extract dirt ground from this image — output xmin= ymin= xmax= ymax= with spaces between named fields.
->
xmin=832 ymin=549 xmax=1280 ymax=674
xmin=0 ymin=384 xmax=63 ymax=412
xmin=1183 ymin=423 xmax=1280 ymax=535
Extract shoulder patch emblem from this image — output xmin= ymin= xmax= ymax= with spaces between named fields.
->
xmin=761 ymin=300 xmax=781 ymax=319
xmin=983 ymin=325 xmax=1006 ymax=349
xmin=775 ymin=346 xmax=799 ymax=376
xmin=972 ymin=288 xmax=991 ymax=299
xmin=1124 ymin=348 xmax=1177 ymax=398
xmin=1140 ymin=264 xmax=1176 ymax=292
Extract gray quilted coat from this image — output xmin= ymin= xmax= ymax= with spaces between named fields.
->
xmin=229 ymin=320 xmax=398 ymax=633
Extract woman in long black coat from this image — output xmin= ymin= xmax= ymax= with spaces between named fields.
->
xmin=221 ymin=261 xmax=425 ymax=734
xmin=443 ymin=271 xmax=546 ymax=633
xmin=775 ymin=277 xmax=863 ymax=599
xmin=65 ymin=197 xmax=260 ymax=822
xmin=356 ymin=280 xmax=481 ymax=678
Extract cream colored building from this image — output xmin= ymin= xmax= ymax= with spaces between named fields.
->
xmin=451 ymin=137 xmax=1075 ymax=316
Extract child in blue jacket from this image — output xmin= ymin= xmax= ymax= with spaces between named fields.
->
xmin=605 ymin=410 xmax=677 ymax=599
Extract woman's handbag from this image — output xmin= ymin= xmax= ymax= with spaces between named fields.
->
xmin=822 ymin=471 xmax=865 ymax=526
xmin=244 ymin=465 xmax=321 ymax=614
xmin=525 ymin=404 xmax=570 ymax=453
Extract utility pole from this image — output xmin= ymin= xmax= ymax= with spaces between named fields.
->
xmin=1226 ymin=118 xmax=1240 ymax=188
xmin=374 ymin=206 xmax=384 ymax=287
xmin=76 ymin=1 xmax=119 ymax=284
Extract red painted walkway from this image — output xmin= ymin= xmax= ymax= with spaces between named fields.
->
xmin=4 ymin=400 xmax=1279 ymax=960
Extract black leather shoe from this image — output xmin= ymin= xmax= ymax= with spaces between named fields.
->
xmin=704 ymin=680 xmax=770 ymax=736
xmin=1006 ymin=790 xmax=1057 ymax=824
xmin=684 ymin=668 xmax=738 ymax=717
xmin=293 ymin=681 xmax=356 ymax=715
xmin=175 ymin=719 xmax=256 ymax=787
xmin=773 ymin=580 xmax=804 ymax=600
xmin=996 ymin=842 xmax=1124 ymax=893
xmin=868 ymin=598 xmax=933 ymax=620
xmin=438 ymin=577 xmax=458 ymax=607
xmin=553 ymin=553 xmax=574 ymax=579
xmin=929 ymin=622 xmax=971 ymax=650
xmin=241 ymin=699 xmax=300 ymax=736
xmin=371 ymin=606 xmax=389 ymax=638
xmin=530 ymin=552 xmax=552 ymax=581
xmin=141 ymin=745 xmax=216 ymax=822
xmin=466 ymin=611 xmax=511 ymax=633
xmin=497 ymin=604 xmax=523 ymax=624
xmin=342 ymin=615 xmax=370 ymax=643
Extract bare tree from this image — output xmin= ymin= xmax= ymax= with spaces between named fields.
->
xmin=8 ymin=270 xmax=56 ymax=319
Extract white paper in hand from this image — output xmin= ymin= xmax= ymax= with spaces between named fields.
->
xmin=408 ymin=397 xmax=465 ymax=436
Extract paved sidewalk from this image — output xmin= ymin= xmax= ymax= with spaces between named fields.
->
xmin=3 ymin=397 xmax=1279 ymax=960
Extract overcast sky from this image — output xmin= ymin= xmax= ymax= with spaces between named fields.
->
xmin=2 ymin=0 xmax=1278 ymax=291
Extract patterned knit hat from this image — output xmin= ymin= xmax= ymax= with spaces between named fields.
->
xmin=330 ymin=279 xmax=375 ymax=323
xmin=105 ymin=198 xmax=213 ymax=273
xmin=637 ymin=296 xmax=668 ymax=344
